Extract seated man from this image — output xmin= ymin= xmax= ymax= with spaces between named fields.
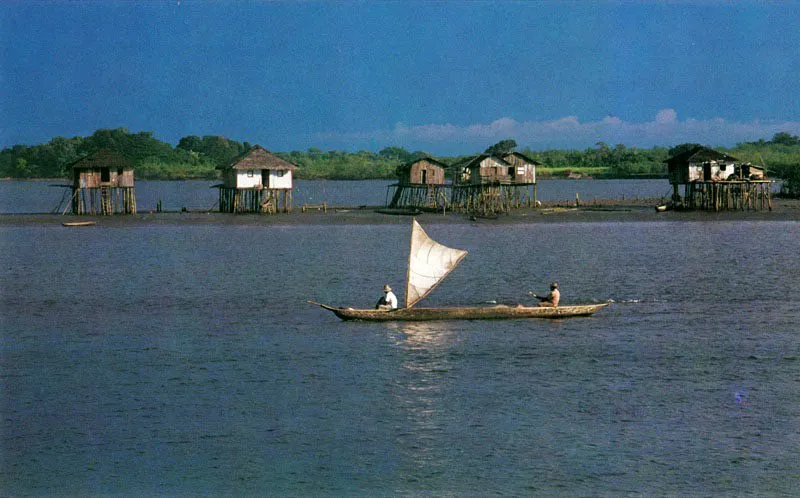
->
xmin=375 ymin=284 xmax=398 ymax=310
xmin=532 ymin=282 xmax=560 ymax=307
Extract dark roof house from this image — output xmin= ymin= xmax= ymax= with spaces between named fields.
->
xmin=395 ymin=157 xmax=448 ymax=186
xmin=70 ymin=148 xmax=134 ymax=188
xmin=665 ymin=146 xmax=739 ymax=184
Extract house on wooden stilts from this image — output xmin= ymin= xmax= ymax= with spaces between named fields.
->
xmin=217 ymin=145 xmax=298 ymax=213
xmin=501 ymin=151 xmax=540 ymax=207
xmin=387 ymin=157 xmax=449 ymax=210
xmin=450 ymin=153 xmax=539 ymax=215
xmin=68 ymin=149 xmax=136 ymax=215
xmin=665 ymin=146 xmax=773 ymax=211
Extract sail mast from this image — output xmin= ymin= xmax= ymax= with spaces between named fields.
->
xmin=405 ymin=219 xmax=414 ymax=308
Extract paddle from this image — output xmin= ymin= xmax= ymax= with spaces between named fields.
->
xmin=527 ymin=291 xmax=545 ymax=301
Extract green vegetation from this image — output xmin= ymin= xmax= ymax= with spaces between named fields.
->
xmin=520 ymin=143 xmax=671 ymax=178
xmin=725 ymin=133 xmax=800 ymax=197
xmin=281 ymin=147 xmax=428 ymax=180
xmin=535 ymin=167 xmax=609 ymax=178
xmin=1 ymin=129 xmax=798 ymax=195
xmin=0 ymin=129 xmax=220 ymax=180
xmin=485 ymin=139 xmax=518 ymax=156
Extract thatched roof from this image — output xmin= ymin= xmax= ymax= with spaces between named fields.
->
xmin=69 ymin=148 xmax=133 ymax=170
xmin=665 ymin=146 xmax=739 ymax=165
xmin=220 ymin=145 xmax=297 ymax=171
xmin=395 ymin=157 xmax=449 ymax=174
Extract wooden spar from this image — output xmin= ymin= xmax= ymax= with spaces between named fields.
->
xmin=405 ymin=220 xmax=413 ymax=308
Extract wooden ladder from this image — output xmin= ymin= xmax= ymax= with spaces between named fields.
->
xmin=100 ymin=187 xmax=113 ymax=214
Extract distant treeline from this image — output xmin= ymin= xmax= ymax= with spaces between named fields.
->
xmin=2 ymin=128 xmax=799 ymax=195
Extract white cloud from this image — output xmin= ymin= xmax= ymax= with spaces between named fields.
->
xmin=655 ymin=108 xmax=678 ymax=125
xmin=312 ymin=113 xmax=800 ymax=154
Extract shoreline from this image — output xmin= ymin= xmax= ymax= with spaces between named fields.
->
xmin=2 ymin=198 xmax=799 ymax=226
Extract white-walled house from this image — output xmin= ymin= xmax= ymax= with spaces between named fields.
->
xmin=666 ymin=146 xmax=739 ymax=184
xmin=217 ymin=145 xmax=298 ymax=213
xmin=665 ymin=145 xmax=773 ymax=211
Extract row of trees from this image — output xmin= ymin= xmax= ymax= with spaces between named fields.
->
xmin=0 ymin=129 xmax=223 ymax=180
xmin=1 ymin=129 xmax=798 ymax=196
xmin=0 ymin=128 xmax=429 ymax=181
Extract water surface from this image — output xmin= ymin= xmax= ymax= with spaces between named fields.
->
xmin=1 ymin=221 xmax=798 ymax=495
xmin=0 ymin=178 xmax=673 ymax=214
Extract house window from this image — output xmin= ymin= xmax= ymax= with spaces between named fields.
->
xmin=276 ymin=170 xmax=285 ymax=177
xmin=247 ymin=170 xmax=254 ymax=177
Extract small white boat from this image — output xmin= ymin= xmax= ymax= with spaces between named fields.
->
xmin=62 ymin=221 xmax=97 ymax=227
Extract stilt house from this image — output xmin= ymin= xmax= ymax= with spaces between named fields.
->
xmin=387 ymin=157 xmax=449 ymax=209
xmin=454 ymin=154 xmax=514 ymax=185
xmin=217 ymin=145 xmax=297 ymax=213
xmin=69 ymin=149 xmax=136 ymax=215
xmin=501 ymin=152 xmax=539 ymax=185
xmin=450 ymin=153 xmax=538 ymax=214
xmin=665 ymin=146 xmax=772 ymax=211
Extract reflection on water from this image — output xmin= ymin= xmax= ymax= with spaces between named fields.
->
xmin=390 ymin=321 xmax=460 ymax=349
xmin=387 ymin=321 xmax=464 ymax=479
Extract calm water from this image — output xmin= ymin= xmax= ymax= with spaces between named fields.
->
xmin=0 ymin=178 xmax=674 ymax=214
xmin=2 ymin=221 xmax=799 ymax=495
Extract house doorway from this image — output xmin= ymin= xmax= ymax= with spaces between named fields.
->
xmin=262 ymin=170 xmax=270 ymax=188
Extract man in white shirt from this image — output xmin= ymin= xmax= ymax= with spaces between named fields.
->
xmin=376 ymin=284 xmax=398 ymax=310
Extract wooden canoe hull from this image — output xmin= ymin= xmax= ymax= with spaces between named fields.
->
xmin=309 ymin=301 xmax=609 ymax=321
xmin=62 ymin=221 xmax=97 ymax=227
xmin=374 ymin=208 xmax=422 ymax=216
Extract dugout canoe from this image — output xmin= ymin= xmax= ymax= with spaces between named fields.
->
xmin=309 ymin=301 xmax=609 ymax=321
xmin=311 ymin=219 xmax=610 ymax=322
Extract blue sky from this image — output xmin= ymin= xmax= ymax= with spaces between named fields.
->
xmin=2 ymin=1 xmax=799 ymax=155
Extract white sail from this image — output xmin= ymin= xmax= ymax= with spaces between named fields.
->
xmin=405 ymin=219 xmax=468 ymax=308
